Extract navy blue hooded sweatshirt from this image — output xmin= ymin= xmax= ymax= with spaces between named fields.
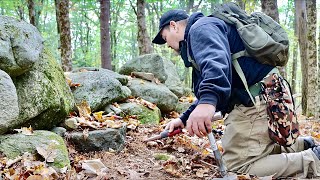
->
xmin=179 ymin=12 xmax=274 ymax=125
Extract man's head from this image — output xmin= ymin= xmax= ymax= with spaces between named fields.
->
xmin=152 ymin=9 xmax=188 ymax=52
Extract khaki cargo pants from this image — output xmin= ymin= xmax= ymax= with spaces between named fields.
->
xmin=221 ymin=104 xmax=320 ymax=178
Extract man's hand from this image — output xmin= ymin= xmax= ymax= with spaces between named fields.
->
xmin=165 ymin=118 xmax=184 ymax=132
xmin=187 ymin=104 xmax=215 ymax=137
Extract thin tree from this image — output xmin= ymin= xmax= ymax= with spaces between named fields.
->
xmin=306 ymin=0 xmax=318 ymax=117
xmin=236 ymin=0 xmax=245 ymax=10
xmin=261 ymin=0 xmax=279 ymax=22
xmin=56 ymin=0 xmax=72 ymax=71
xmin=260 ymin=0 xmax=285 ymax=77
xmin=54 ymin=0 xmax=61 ymax=49
xmin=295 ymin=0 xmax=308 ymax=115
xmin=27 ymin=0 xmax=43 ymax=29
xmin=100 ymin=0 xmax=112 ymax=70
xmin=136 ymin=0 xmax=153 ymax=55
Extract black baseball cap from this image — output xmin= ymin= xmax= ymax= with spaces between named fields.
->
xmin=152 ymin=9 xmax=188 ymax=45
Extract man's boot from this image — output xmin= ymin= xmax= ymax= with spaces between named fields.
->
xmin=303 ymin=136 xmax=316 ymax=150
xmin=312 ymin=146 xmax=320 ymax=160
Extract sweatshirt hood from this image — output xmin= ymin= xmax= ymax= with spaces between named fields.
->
xmin=181 ymin=12 xmax=204 ymax=68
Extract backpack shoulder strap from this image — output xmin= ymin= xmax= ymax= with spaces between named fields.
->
xmin=232 ymin=58 xmax=257 ymax=108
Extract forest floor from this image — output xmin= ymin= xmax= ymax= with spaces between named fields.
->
xmin=66 ymin=115 xmax=320 ymax=180
xmin=1 ymin=112 xmax=319 ymax=180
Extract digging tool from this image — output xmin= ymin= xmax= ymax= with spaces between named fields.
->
xmin=208 ymin=131 xmax=228 ymax=178
xmin=143 ymin=128 xmax=183 ymax=142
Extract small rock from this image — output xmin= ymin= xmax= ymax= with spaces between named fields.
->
xmin=51 ymin=127 xmax=67 ymax=137
xmin=64 ymin=117 xmax=78 ymax=130
xmin=146 ymin=141 xmax=158 ymax=147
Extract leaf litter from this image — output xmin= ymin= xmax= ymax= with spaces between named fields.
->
xmin=1 ymin=97 xmax=319 ymax=179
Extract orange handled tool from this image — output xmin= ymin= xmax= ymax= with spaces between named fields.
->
xmin=143 ymin=128 xmax=183 ymax=142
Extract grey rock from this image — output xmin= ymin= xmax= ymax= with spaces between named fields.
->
xmin=64 ymin=118 xmax=78 ymax=130
xmin=67 ymin=70 xmax=131 ymax=112
xmin=8 ymin=48 xmax=75 ymax=134
xmin=0 ymin=70 xmax=19 ymax=133
xmin=119 ymin=102 xmax=161 ymax=124
xmin=51 ymin=127 xmax=67 ymax=137
xmin=119 ymin=53 xmax=187 ymax=97
xmin=104 ymin=104 xmax=122 ymax=115
xmin=127 ymin=78 xmax=178 ymax=113
xmin=71 ymin=67 xmax=128 ymax=85
xmin=66 ymin=126 xmax=126 ymax=152
xmin=0 ymin=16 xmax=43 ymax=77
xmin=175 ymin=101 xmax=192 ymax=114
xmin=0 ymin=130 xmax=70 ymax=169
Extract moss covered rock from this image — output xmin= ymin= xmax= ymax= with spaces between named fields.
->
xmin=67 ymin=70 xmax=131 ymax=112
xmin=9 ymin=48 xmax=75 ymax=133
xmin=0 ymin=130 xmax=70 ymax=169
xmin=119 ymin=102 xmax=161 ymax=124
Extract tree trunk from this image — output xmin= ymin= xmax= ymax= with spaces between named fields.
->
xmin=58 ymin=0 xmax=72 ymax=72
xmin=306 ymin=0 xmax=317 ymax=117
xmin=236 ymin=0 xmax=245 ymax=10
xmin=295 ymin=0 xmax=308 ymax=115
xmin=260 ymin=0 xmax=286 ymax=78
xmin=137 ymin=0 xmax=153 ymax=55
xmin=27 ymin=0 xmax=36 ymax=27
xmin=16 ymin=5 xmax=25 ymax=20
xmin=291 ymin=41 xmax=298 ymax=95
xmin=261 ymin=0 xmax=279 ymax=22
xmin=100 ymin=0 xmax=112 ymax=70
xmin=55 ymin=0 xmax=61 ymax=49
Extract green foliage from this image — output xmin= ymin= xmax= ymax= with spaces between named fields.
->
xmin=0 ymin=0 xmax=303 ymax=90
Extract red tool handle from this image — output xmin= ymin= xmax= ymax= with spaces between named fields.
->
xmin=168 ymin=128 xmax=182 ymax=137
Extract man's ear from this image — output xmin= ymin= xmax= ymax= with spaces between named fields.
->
xmin=169 ymin=21 xmax=177 ymax=30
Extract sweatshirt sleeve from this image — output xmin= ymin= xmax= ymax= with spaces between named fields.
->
xmin=179 ymin=99 xmax=198 ymax=126
xmin=189 ymin=21 xmax=232 ymax=108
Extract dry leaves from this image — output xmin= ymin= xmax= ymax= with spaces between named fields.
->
xmin=162 ymin=161 xmax=182 ymax=177
xmin=14 ymin=126 xmax=34 ymax=136
xmin=126 ymin=97 xmax=157 ymax=110
xmin=0 ymin=152 xmax=59 ymax=179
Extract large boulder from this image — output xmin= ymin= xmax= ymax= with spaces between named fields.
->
xmin=9 ymin=48 xmax=75 ymax=133
xmin=119 ymin=102 xmax=161 ymax=124
xmin=127 ymin=78 xmax=178 ymax=113
xmin=0 ymin=16 xmax=43 ymax=77
xmin=119 ymin=53 xmax=189 ymax=97
xmin=0 ymin=130 xmax=70 ymax=169
xmin=71 ymin=67 xmax=128 ymax=85
xmin=0 ymin=70 xmax=19 ymax=134
xmin=67 ymin=70 xmax=131 ymax=112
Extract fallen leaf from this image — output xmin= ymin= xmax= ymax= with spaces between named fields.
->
xmin=14 ymin=126 xmax=34 ymax=135
xmin=5 ymin=156 xmax=22 ymax=168
xmin=76 ymin=100 xmax=92 ymax=120
xmin=196 ymin=168 xmax=209 ymax=178
xmin=146 ymin=141 xmax=158 ymax=147
xmin=163 ymin=161 xmax=182 ymax=177
xmin=237 ymin=174 xmax=251 ymax=180
xmin=36 ymin=146 xmax=57 ymax=163
xmin=93 ymin=111 xmax=104 ymax=122
xmin=177 ymin=147 xmax=185 ymax=153
xmin=26 ymin=175 xmax=43 ymax=180
xmin=81 ymin=159 xmax=108 ymax=175
xmin=83 ymin=129 xmax=89 ymax=140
